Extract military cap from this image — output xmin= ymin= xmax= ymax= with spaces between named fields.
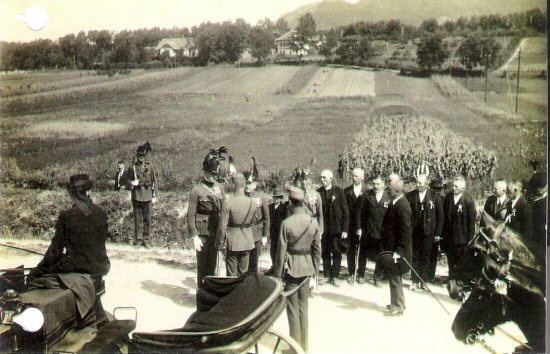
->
xmin=529 ymin=172 xmax=547 ymax=190
xmin=232 ymin=174 xmax=246 ymax=188
xmin=288 ymin=187 xmax=304 ymax=202
xmin=67 ymin=174 xmax=93 ymax=191
xmin=136 ymin=141 xmax=152 ymax=156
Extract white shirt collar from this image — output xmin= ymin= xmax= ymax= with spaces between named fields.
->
xmin=393 ymin=194 xmax=403 ymax=204
xmin=511 ymin=196 xmax=521 ymax=208
xmin=353 ymin=183 xmax=362 ymax=196
xmin=375 ymin=190 xmax=384 ymax=202
xmin=418 ymin=189 xmax=427 ymax=202
xmin=497 ymin=195 xmax=507 ymax=205
xmin=453 ymin=193 xmax=463 ymax=204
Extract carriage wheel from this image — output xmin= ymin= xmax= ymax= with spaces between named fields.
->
xmin=253 ymin=328 xmax=305 ymax=354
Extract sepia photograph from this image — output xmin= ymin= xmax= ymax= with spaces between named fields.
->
xmin=0 ymin=1 xmax=547 ymax=353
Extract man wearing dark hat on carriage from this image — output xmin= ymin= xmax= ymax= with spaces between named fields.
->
xmin=243 ymin=169 xmax=270 ymax=273
xmin=380 ymin=179 xmax=412 ymax=316
xmin=406 ymin=174 xmax=443 ymax=290
xmin=218 ymin=174 xmax=256 ymax=276
xmin=274 ymin=187 xmax=321 ymax=353
xmin=317 ymin=169 xmax=349 ymax=287
xmin=127 ymin=142 xmax=156 ymax=248
xmin=27 ymin=174 xmax=111 ymax=324
xmin=266 ymin=187 xmax=288 ymax=274
xmin=187 ymin=151 xmax=225 ymax=288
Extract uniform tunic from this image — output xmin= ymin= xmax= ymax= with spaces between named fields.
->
xmin=247 ymin=192 xmax=270 ymax=272
xmin=274 ymin=206 xmax=321 ymax=352
xmin=187 ymin=179 xmax=224 ymax=287
xmin=127 ymin=161 xmax=156 ymax=242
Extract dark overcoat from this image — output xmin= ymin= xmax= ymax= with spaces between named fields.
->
xmin=381 ymin=197 xmax=412 ymax=275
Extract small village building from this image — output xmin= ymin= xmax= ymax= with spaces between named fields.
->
xmin=154 ymin=38 xmax=197 ymax=58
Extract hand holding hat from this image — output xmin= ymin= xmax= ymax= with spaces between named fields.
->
xmin=193 ymin=236 xmax=203 ymax=252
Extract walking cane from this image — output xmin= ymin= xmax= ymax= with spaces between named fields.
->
xmin=215 ymin=250 xmax=223 ymax=276
xmin=353 ymin=234 xmax=361 ymax=285
xmin=396 ymin=254 xmax=451 ymax=316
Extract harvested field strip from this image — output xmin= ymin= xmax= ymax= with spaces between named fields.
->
xmin=497 ymin=37 xmax=547 ymax=72
xmin=20 ymin=121 xmax=128 ymax=140
xmin=298 ymin=68 xmax=376 ymax=98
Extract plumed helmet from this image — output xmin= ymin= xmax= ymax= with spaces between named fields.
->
xmin=202 ymin=151 xmax=220 ymax=174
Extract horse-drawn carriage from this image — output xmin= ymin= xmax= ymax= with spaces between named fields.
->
xmin=0 ymin=266 xmax=303 ymax=354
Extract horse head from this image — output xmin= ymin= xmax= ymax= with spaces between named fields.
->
xmin=451 ymin=211 xmax=545 ymax=351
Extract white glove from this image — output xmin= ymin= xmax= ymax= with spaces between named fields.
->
xmin=130 ymin=179 xmax=139 ymax=186
xmin=393 ymin=252 xmax=401 ymax=261
xmin=341 ymin=232 xmax=348 ymax=239
xmin=193 ymin=236 xmax=203 ymax=251
xmin=261 ymin=236 xmax=268 ymax=246
xmin=152 ymin=197 xmax=157 ymax=204
xmin=356 ymin=229 xmax=362 ymax=236
xmin=434 ymin=236 xmax=441 ymax=242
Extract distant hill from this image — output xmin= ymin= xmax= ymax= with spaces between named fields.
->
xmin=282 ymin=0 xmax=547 ymax=30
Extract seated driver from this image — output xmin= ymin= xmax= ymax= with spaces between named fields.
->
xmin=27 ymin=174 xmax=111 ymax=324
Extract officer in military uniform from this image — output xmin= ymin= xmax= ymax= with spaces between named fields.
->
xmin=244 ymin=171 xmax=270 ymax=272
xmin=127 ymin=142 xmax=156 ymax=247
xmin=187 ymin=151 xmax=225 ymax=288
xmin=218 ymin=174 xmax=255 ymax=276
xmin=274 ymin=187 xmax=321 ymax=353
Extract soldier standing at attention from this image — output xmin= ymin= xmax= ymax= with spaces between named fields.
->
xmin=266 ymin=187 xmax=288 ymax=275
xmin=218 ymin=174 xmax=255 ymax=276
xmin=187 ymin=151 xmax=225 ymax=288
xmin=127 ymin=142 xmax=156 ymax=248
xmin=244 ymin=171 xmax=270 ymax=272
xmin=274 ymin=187 xmax=321 ymax=353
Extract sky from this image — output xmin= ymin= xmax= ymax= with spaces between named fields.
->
xmin=0 ymin=0 xmax=354 ymax=43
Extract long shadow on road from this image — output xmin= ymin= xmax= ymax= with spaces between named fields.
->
xmin=141 ymin=280 xmax=195 ymax=308
xmin=318 ymin=292 xmax=386 ymax=313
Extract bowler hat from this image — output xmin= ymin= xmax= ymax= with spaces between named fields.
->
xmin=272 ymin=187 xmax=285 ymax=197
xmin=333 ymin=237 xmax=350 ymax=254
xmin=67 ymin=174 xmax=93 ymax=191
xmin=375 ymin=251 xmax=397 ymax=280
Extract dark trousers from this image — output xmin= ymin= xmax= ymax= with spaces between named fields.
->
xmin=284 ymin=274 xmax=310 ymax=352
xmin=226 ymin=250 xmax=250 ymax=277
xmin=346 ymin=233 xmax=360 ymax=275
xmin=269 ymin=238 xmax=278 ymax=268
xmin=321 ymin=233 xmax=342 ymax=279
xmin=411 ymin=233 xmax=434 ymax=284
xmin=196 ymin=236 xmax=217 ymax=289
xmin=248 ymin=240 xmax=262 ymax=272
xmin=132 ymin=200 xmax=151 ymax=242
xmin=427 ymin=241 xmax=440 ymax=282
xmin=389 ymin=274 xmax=405 ymax=310
xmin=446 ymin=243 xmax=467 ymax=280
xmin=357 ymin=236 xmax=381 ymax=278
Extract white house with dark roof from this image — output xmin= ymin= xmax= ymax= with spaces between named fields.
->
xmin=275 ymin=30 xmax=322 ymax=57
xmin=154 ymin=38 xmax=197 ymax=58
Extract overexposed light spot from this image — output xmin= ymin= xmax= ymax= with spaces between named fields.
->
xmin=16 ymin=5 xmax=48 ymax=31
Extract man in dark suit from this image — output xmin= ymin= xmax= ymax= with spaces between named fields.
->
xmin=356 ymin=175 xmax=391 ymax=284
xmin=505 ymin=180 xmax=533 ymax=240
xmin=483 ymin=179 xmax=508 ymax=223
xmin=114 ymin=160 xmax=126 ymax=191
xmin=274 ymin=187 xmax=321 ymax=353
xmin=317 ymin=169 xmax=349 ymax=287
xmin=442 ymin=176 xmax=476 ymax=282
xmin=244 ymin=173 xmax=270 ymax=273
xmin=528 ymin=172 xmax=546 ymax=262
xmin=406 ymin=174 xmax=443 ymax=290
xmin=344 ymin=168 xmax=369 ymax=284
xmin=381 ymin=179 xmax=412 ymax=316
xmin=266 ymin=187 xmax=288 ymax=274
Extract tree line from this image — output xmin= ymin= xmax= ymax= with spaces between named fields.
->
xmin=0 ymin=7 xmax=544 ymax=71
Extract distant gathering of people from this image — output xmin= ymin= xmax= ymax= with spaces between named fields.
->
xmin=100 ymin=146 xmax=546 ymax=353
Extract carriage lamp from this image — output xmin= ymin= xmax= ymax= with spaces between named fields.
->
xmin=1 ymin=289 xmax=22 ymax=326
xmin=1 ymin=289 xmax=44 ymax=332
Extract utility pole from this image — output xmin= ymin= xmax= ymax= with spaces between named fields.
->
xmin=484 ymin=55 xmax=488 ymax=102
xmin=515 ymin=47 xmax=521 ymax=113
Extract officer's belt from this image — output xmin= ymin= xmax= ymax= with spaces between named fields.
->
xmin=228 ymin=222 xmax=252 ymax=228
xmin=288 ymin=249 xmax=310 ymax=255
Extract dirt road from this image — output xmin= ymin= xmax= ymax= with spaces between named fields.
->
xmin=0 ymin=240 xmax=527 ymax=354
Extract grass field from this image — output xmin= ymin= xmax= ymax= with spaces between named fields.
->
xmin=0 ymin=56 xmax=546 ymax=240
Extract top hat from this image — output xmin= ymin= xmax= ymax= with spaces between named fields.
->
xmin=374 ymin=251 xmax=397 ymax=280
xmin=333 ymin=237 xmax=350 ymax=254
